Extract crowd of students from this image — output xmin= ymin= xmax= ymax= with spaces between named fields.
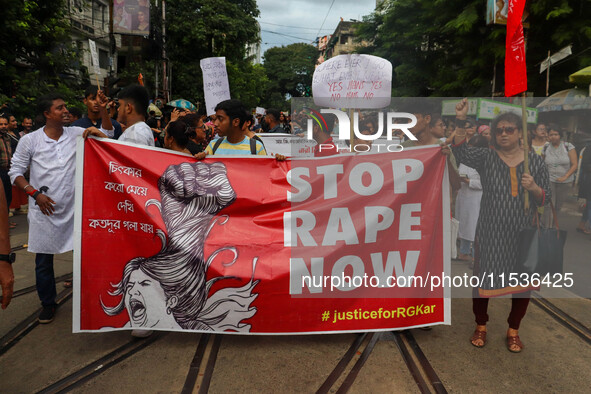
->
xmin=0 ymin=88 xmax=589 ymax=353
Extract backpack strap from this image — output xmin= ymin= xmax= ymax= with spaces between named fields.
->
xmin=211 ymin=138 xmax=224 ymax=154
xmin=250 ymin=137 xmax=257 ymax=155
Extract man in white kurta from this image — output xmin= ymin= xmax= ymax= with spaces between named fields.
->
xmin=8 ymin=93 xmax=111 ymax=323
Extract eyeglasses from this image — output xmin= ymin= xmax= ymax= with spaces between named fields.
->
xmin=494 ymin=126 xmax=517 ymax=135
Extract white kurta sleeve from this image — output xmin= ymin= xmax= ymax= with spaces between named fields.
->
xmin=8 ymin=134 xmax=32 ymax=184
xmin=468 ymin=177 xmax=482 ymax=190
xmin=68 ymin=125 xmax=113 ymax=138
xmin=100 ymin=125 xmax=114 ymax=138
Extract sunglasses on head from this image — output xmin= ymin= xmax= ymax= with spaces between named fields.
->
xmin=494 ymin=126 xmax=517 ymax=135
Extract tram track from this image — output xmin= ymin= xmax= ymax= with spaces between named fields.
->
xmin=393 ymin=331 xmax=447 ymax=394
xmin=181 ymin=333 xmax=223 ymax=394
xmin=10 ymin=243 xmax=28 ymax=253
xmin=0 ymin=288 xmax=72 ymax=357
xmin=11 ymin=273 xmax=73 ymax=299
xmin=532 ymin=294 xmax=591 ymax=345
xmin=36 ymin=333 xmax=163 ymax=394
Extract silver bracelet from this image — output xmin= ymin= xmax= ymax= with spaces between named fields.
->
xmin=23 ymin=184 xmax=33 ymax=192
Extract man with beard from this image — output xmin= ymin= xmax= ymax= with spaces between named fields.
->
xmin=20 ymin=117 xmax=33 ymax=136
xmin=263 ymin=108 xmax=284 ymax=134
xmin=8 ymin=93 xmax=110 ymax=324
xmin=72 ymin=86 xmax=121 ymax=139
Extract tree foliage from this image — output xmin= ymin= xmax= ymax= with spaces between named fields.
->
xmin=150 ymin=0 xmax=262 ymax=106
xmin=356 ymin=0 xmax=591 ymax=96
xmin=0 ymin=0 xmax=82 ymax=117
xmin=262 ymin=43 xmax=318 ymax=107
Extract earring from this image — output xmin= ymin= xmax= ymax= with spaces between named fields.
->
xmin=166 ymin=307 xmax=171 ymax=315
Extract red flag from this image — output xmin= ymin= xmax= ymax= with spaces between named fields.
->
xmin=505 ymin=0 xmax=527 ymax=97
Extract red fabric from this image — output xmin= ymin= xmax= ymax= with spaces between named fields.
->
xmin=313 ymin=136 xmax=338 ymax=157
xmin=10 ymin=186 xmax=28 ymax=209
xmin=505 ymin=0 xmax=527 ymax=97
xmin=78 ymin=140 xmax=449 ymax=333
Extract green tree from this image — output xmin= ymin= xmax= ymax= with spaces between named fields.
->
xmin=0 ymin=0 xmax=82 ymax=117
xmin=262 ymin=43 xmax=318 ymax=105
xmin=151 ymin=0 xmax=261 ymax=105
xmin=226 ymin=62 xmax=269 ymax=109
xmin=355 ymin=0 xmax=591 ymax=96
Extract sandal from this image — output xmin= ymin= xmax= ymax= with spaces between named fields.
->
xmin=9 ymin=222 xmax=17 ymax=229
xmin=63 ymin=280 xmax=73 ymax=288
xmin=507 ymin=335 xmax=524 ymax=353
xmin=470 ymin=329 xmax=487 ymax=348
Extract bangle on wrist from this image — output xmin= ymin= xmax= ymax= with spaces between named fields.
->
xmin=26 ymin=188 xmax=38 ymax=197
xmin=24 ymin=184 xmax=33 ymax=192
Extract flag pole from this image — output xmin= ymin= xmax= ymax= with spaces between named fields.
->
xmin=521 ymin=92 xmax=529 ymax=211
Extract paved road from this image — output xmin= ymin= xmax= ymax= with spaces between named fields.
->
xmin=1 ymin=200 xmax=590 ymax=393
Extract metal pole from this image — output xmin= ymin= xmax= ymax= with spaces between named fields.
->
xmin=492 ymin=63 xmax=496 ymax=98
xmin=546 ymin=50 xmax=550 ymax=97
xmin=108 ymin=0 xmax=114 ymax=95
xmin=155 ymin=64 xmax=159 ymax=98
xmin=162 ymin=0 xmax=168 ymax=101
xmin=521 ymin=92 xmax=529 ymax=210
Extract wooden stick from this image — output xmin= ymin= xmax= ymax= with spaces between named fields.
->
xmin=349 ymin=108 xmax=355 ymax=152
xmin=521 ymin=92 xmax=529 ymax=211
xmin=95 ymin=74 xmax=101 ymax=91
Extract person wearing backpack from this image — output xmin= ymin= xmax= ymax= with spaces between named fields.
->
xmin=201 ymin=100 xmax=267 ymax=156
xmin=542 ymin=125 xmax=577 ymax=226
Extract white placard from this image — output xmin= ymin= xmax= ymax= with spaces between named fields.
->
xmin=312 ymin=54 xmax=392 ymax=109
xmin=200 ymin=57 xmax=231 ymax=116
xmin=255 ymin=107 xmax=265 ymax=115
xmin=257 ymin=133 xmax=316 ymax=157
xmin=88 ymin=39 xmax=100 ymax=76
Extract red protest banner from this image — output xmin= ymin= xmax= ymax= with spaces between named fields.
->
xmin=74 ymin=139 xmax=450 ymax=334
xmin=504 ymin=0 xmax=528 ymax=97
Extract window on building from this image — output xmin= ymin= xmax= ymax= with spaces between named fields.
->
xmin=340 ymin=35 xmax=348 ymax=45
xmin=99 ymin=49 xmax=110 ymax=70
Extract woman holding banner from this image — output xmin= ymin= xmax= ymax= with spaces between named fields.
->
xmin=448 ymin=99 xmax=551 ymax=353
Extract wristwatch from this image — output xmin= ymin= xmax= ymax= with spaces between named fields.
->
xmin=0 ymin=253 xmax=16 ymax=264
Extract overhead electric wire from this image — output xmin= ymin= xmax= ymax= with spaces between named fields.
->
xmin=315 ymin=0 xmax=337 ymax=40
xmin=261 ymin=29 xmax=312 ymax=42
xmin=258 ymin=21 xmax=334 ymax=31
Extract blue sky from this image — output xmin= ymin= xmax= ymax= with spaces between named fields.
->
xmin=257 ymin=0 xmax=377 ymax=58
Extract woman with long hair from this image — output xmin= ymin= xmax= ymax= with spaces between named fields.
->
xmin=102 ymin=161 xmax=259 ymax=332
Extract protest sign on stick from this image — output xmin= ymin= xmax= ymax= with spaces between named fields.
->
xmin=88 ymin=39 xmax=101 ymax=89
xmin=200 ymin=57 xmax=231 ymax=116
xmin=312 ymin=54 xmax=392 ymax=109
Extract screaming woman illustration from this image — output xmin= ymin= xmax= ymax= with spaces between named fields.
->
xmin=101 ymin=162 xmax=259 ymax=332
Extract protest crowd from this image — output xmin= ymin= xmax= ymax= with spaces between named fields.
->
xmin=0 ymin=83 xmax=590 ymax=356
